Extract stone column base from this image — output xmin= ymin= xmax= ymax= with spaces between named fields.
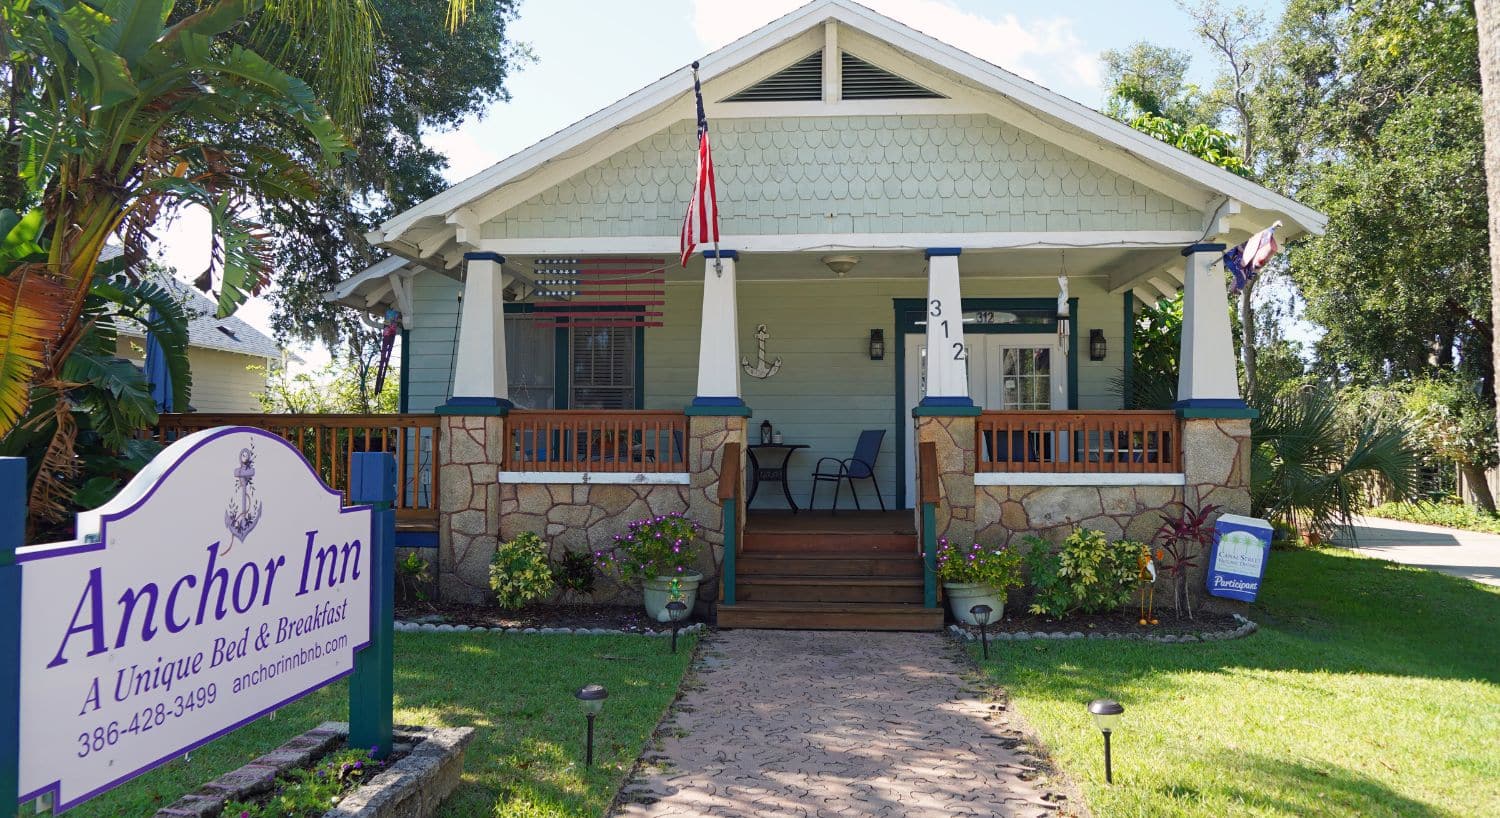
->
xmin=914 ymin=413 xmax=977 ymax=547
xmin=437 ymin=414 xmax=505 ymax=604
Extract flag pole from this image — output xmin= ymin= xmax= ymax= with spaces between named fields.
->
xmin=692 ymin=62 xmax=724 ymax=277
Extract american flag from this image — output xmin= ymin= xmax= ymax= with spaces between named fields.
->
xmin=680 ymin=61 xmax=720 ymax=268
xmin=1223 ymin=222 xmax=1280 ymax=294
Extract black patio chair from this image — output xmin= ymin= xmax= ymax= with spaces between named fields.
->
xmin=808 ymin=429 xmax=886 ymax=513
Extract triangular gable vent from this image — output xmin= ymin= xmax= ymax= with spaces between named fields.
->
xmin=841 ymin=52 xmax=943 ymax=99
xmin=723 ymin=51 xmax=823 ymax=102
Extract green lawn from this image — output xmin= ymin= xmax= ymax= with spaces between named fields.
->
xmin=973 ymin=547 xmax=1500 ymax=817
xmin=1365 ymin=500 xmax=1500 ymax=534
xmin=69 ymin=632 xmax=696 ymax=818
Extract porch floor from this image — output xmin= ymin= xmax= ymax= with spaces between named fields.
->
xmin=745 ymin=509 xmax=914 ymax=535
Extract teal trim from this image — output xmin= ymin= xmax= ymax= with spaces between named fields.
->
xmin=553 ymin=324 xmax=570 ymax=409
xmin=920 ymin=502 xmax=938 ymax=608
xmin=435 ymin=402 xmax=509 ymax=416
xmin=893 ymin=301 xmax=908 ymax=508
xmin=349 ymin=452 xmax=396 ymax=759
xmin=1067 ymin=296 xmax=1079 ymax=410
xmin=397 ymin=329 xmax=411 ymax=414
xmin=0 ymin=458 xmax=21 ymax=810
xmin=1178 ymin=407 xmax=1259 ymax=419
xmin=685 ymin=404 xmax=754 ymax=417
xmin=912 ymin=405 xmax=983 ymax=417
xmin=635 ymin=324 xmax=646 ymax=410
xmin=1122 ymin=293 xmax=1134 ymax=410
xmin=721 ymin=501 xmax=738 ymax=605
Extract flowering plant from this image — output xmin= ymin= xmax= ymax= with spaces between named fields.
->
xmin=935 ymin=538 xmax=1024 ymax=594
xmin=595 ymin=512 xmax=702 ymax=582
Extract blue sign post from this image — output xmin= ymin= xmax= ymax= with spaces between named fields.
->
xmin=1 ymin=458 xmax=24 ymax=812
xmin=1206 ymin=513 xmax=1273 ymax=603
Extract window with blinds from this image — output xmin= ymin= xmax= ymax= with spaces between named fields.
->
xmin=570 ymin=326 xmax=636 ymax=409
xmin=506 ymin=313 xmax=555 ymax=409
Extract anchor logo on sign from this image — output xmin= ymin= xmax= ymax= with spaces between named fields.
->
xmin=223 ymin=443 xmax=264 ymax=553
xmin=741 ymin=323 xmax=783 ymax=379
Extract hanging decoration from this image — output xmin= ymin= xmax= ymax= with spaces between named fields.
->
xmin=531 ymin=256 xmax=667 ymax=328
xmin=372 ymin=307 xmax=400 ymax=396
xmin=741 ymin=323 xmax=783 ymax=379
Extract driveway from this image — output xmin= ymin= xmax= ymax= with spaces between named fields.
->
xmin=1335 ymin=516 xmax=1500 ymax=587
xmin=613 ymin=630 xmax=1070 ymax=818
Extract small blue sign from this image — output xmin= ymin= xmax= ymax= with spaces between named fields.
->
xmin=1206 ymin=514 xmax=1273 ymax=603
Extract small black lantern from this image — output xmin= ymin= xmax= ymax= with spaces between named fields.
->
xmin=665 ymin=599 xmax=688 ymax=654
xmin=869 ymin=329 xmax=886 ymax=361
xmin=1088 ymin=698 xmax=1124 ymax=784
xmin=970 ymin=604 xmax=993 ymax=660
xmin=1089 ymin=329 xmax=1107 ymax=361
xmin=760 ymin=419 xmax=772 ymax=445
xmin=575 ymin=684 xmax=609 ymax=767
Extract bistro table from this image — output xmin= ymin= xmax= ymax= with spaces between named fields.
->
xmin=746 ymin=443 xmax=810 ymax=513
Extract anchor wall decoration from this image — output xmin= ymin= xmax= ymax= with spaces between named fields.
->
xmin=741 ymin=323 xmax=783 ymax=379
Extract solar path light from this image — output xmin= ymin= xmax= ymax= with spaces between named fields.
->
xmin=969 ymin=603 xmax=993 ymax=660
xmin=575 ymin=684 xmax=608 ymax=767
xmin=1088 ymin=698 xmax=1125 ymax=783
xmin=665 ymin=599 xmax=688 ymax=654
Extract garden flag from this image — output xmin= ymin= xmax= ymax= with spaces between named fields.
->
xmin=1223 ymin=221 xmax=1281 ymax=294
xmin=680 ymin=61 xmax=720 ymax=268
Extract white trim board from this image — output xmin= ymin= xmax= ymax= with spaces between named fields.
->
xmin=975 ymin=473 xmax=1186 ymax=487
xmin=498 ymin=471 xmax=691 ymax=485
xmin=477 ymin=231 xmax=1202 ymax=257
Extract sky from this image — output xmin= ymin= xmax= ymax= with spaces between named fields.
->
xmin=150 ymin=0 xmax=1287 ymax=368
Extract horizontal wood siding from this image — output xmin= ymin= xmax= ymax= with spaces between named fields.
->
xmin=405 ymin=273 xmax=463 ymax=413
xmin=115 ymin=337 xmax=273 ymax=413
xmin=482 ymin=115 xmax=1201 ymax=240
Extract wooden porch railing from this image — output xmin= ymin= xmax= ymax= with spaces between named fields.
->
xmin=502 ymin=410 xmax=689 ymax=473
xmin=153 ymin=414 xmax=440 ymax=525
xmin=975 ymin=411 xmax=1180 ymax=473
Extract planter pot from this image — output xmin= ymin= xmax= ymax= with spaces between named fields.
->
xmin=643 ymin=571 xmax=704 ymax=622
xmin=944 ymin=582 xmax=1005 ymax=626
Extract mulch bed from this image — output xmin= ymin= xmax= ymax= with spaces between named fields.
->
xmin=976 ymin=605 xmax=1242 ymax=638
xmin=396 ymin=601 xmax=660 ymax=632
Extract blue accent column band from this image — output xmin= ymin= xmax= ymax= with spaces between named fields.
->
xmin=919 ymin=395 xmax=975 ymax=407
xmin=692 ymin=396 xmax=746 ymax=407
xmin=436 ymin=396 xmax=513 ymax=415
xmin=462 ymin=251 xmax=505 ymax=263
xmin=1180 ymin=243 xmax=1226 ymax=256
xmin=924 ymin=247 xmax=962 ymax=258
xmin=702 ymin=249 xmax=739 ymax=260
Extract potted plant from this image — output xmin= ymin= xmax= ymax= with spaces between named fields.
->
xmin=595 ymin=513 xmax=703 ymax=620
xmin=936 ymin=539 xmax=1024 ymax=625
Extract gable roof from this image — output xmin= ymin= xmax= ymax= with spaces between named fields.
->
xmin=369 ymin=0 xmax=1324 ymax=255
xmin=102 ymin=246 xmax=289 ymax=361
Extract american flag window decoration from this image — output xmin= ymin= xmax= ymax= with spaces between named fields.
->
xmin=529 ymin=257 xmax=666 ymax=329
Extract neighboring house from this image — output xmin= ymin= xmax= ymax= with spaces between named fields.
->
xmin=325 ymin=0 xmax=1325 ymax=626
xmin=106 ymin=248 xmax=291 ymax=413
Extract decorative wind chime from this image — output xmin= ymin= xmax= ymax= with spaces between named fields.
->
xmin=530 ymin=257 xmax=667 ymax=328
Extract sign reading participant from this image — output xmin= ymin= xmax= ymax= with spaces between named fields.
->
xmin=1206 ymin=514 xmax=1273 ymax=603
xmin=14 ymin=428 xmax=371 ymax=811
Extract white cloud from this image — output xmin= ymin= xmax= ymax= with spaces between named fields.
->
xmin=690 ymin=0 xmax=1101 ymax=103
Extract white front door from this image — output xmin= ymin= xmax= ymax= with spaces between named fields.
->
xmin=904 ymin=332 xmax=1065 ymax=505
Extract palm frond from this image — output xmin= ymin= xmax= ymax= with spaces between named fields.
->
xmin=0 ymin=269 xmax=71 ymax=439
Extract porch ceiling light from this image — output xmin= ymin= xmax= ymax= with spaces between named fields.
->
xmin=822 ymin=254 xmax=860 ymax=277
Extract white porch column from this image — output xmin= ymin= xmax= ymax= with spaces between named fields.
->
xmin=921 ymin=248 xmax=972 ymax=407
xmin=443 ymin=251 xmax=512 ymax=411
xmin=692 ymin=250 xmax=743 ymax=408
xmin=1176 ymin=242 xmax=1244 ymax=409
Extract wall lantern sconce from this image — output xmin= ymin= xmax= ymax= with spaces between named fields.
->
xmin=1089 ymin=329 xmax=1107 ymax=361
xmin=869 ymin=329 xmax=886 ymax=361
xmin=575 ymin=684 xmax=609 ymax=767
xmin=1088 ymin=698 xmax=1124 ymax=784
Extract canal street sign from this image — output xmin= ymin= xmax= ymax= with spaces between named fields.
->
xmin=10 ymin=428 xmax=373 ymax=812
xmin=1206 ymin=513 xmax=1273 ymax=603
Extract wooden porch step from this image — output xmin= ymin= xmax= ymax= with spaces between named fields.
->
xmin=736 ymin=575 xmax=924 ymax=604
xmin=737 ymin=553 xmax=923 ymax=578
xmin=717 ymin=601 xmax=943 ymax=631
xmin=742 ymin=531 xmax=915 ymax=554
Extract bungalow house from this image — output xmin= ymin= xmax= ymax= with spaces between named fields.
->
xmin=326 ymin=0 xmax=1324 ymax=628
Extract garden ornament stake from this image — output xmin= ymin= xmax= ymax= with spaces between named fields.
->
xmin=1137 ymin=545 xmax=1161 ymax=626
xmin=970 ymin=604 xmax=993 ymax=660
xmin=575 ymin=684 xmax=608 ymax=767
xmin=1088 ymin=699 xmax=1124 ymax=784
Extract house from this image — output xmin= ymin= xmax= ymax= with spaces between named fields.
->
xmin=325 ymin=0 xmax=1325 ymax=628
xmin=107 ymin=247 xmax=292 ymax=413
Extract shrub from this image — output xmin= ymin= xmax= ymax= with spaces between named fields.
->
xmin=489 ymin=532 xmax=555 ymax=609
xmin=595 ymin=513 xmax=701 ymax=582
xmin=396 ymin=551 xmax=432 ymax=605
xmin=935 ymin=539 xmax=1024 ymax=599
xmin=553 ymin=550 xmax=598 ymax=596
xmin=1366 ymin=500 xmax=1500 ymax=535
xmin=1022 ymin=529 xmax=1140 ymax=618
xmin=1153 ymin=504 xmax=1218 ymax=619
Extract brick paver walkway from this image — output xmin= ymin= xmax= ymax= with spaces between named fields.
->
xmin=614 ymin=630 xmax=1069 ymax=817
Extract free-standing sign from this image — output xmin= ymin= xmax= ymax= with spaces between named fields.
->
xmin=1206 ymin=513 xmax=1273 ymax=603
xmin=12 ymin=428 xmax=372 ymax=811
